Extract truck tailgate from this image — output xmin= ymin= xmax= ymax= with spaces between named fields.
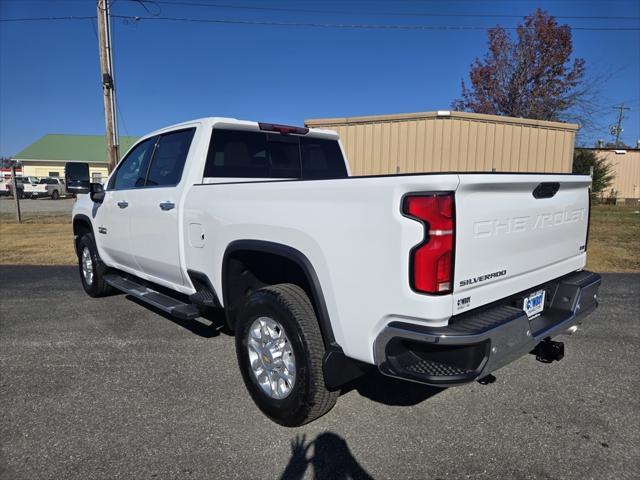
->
xmin=454 ymin=174 xmax=591 ymax=300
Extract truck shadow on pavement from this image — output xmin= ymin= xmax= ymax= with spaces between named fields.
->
xmin=280 ymin=432 xmax=374 ymax=480
xmin=341 ymin=369 xmax=444 ymax=406
xmin=126 ymin=297 xmax=228 ymax=338
xmin=125 ymin=296 xmax=442 ymax=406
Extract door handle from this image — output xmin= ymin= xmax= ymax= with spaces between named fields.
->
xmin=117 ymin=201 xmax=128 ymax=209
xmin=159 ymin=202 xmax=175 ymax=211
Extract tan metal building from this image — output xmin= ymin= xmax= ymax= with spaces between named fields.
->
xmin=587 ymin=148 xmax=640 ymax=200
xmin=305 ymin=111 xmax=579 ymax=175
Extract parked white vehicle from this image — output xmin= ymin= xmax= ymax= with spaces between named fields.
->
xmin=1 ymin=176 xmax=38 ymax=198
xmin=0 ymin=178 xmax=10 ymax=196
xmin=66 ymin=117 xmax=601 ymax=426
xmin=24 ymin=177 xmax=67 ymax=200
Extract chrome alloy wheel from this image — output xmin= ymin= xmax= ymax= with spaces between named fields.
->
xmin=247 ymin=316 xmax=296 ymax=399
xmin=81 ymin=246 xmax=94 ymax=286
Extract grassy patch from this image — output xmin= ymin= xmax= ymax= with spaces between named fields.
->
xmin=0 ymin=205 xmax=638 ymax=272
xmin=586 ymin=204 xmax=640 ymax=273
xmin=0 ymin=214 xmax=75 ymax=265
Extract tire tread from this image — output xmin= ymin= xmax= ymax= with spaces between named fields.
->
xmin=242 ymin=283 xmax=338 ymax=425
xmin=78 ymin=233 xmax=112 ymax=297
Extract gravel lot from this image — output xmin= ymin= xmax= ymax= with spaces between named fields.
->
xmin=1 ymin=267 xmax=638 ymax=479
xmin=0 ymin=197 xmax=74 ymax=215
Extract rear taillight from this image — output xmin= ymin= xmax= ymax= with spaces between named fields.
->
xmin=403 ymin=193 xmax=455 ymax=294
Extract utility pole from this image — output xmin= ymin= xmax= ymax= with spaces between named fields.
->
xmin=10 ymin=163 xmax=21 ymax=224
xmin=610 ymin=103 xmax=630 ymax=147
xmin=97 ymin=0 xmax=119 ymax=172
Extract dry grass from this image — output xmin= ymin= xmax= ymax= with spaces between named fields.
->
xmin=586 ymin=204 xmax=640 ymax=273
xmin=0 ymin=214 xmax=75 ymax=265
xmin=0 ymin=205 xmax=638 ymax=272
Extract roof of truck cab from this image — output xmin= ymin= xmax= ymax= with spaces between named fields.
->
xmin=144 ymin=117 xmax=340 ymax=140
xmin=13 ymin=119 xmax=340 ymax=162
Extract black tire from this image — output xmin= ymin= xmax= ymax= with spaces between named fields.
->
xmin=235 ymin=283 xmax=338 ymax=427
xmin=50 ymin=190 xmax=60 ymax=200
xmin=77 ymin=233 xmax=112 ymax=297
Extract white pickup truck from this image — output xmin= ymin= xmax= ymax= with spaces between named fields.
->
xmin=24 ymin=177 xmax=67 ymax=199
xmin=66 ymin=117 xmax=601 ymax=426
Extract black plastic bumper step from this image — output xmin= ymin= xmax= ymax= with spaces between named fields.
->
xmin=404 ymin=358 xmax=474 ymax=377
xmin=104 ymin=274 xmax=200 ymax=320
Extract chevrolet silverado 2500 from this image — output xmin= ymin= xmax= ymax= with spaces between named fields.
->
xmin=66 ymin=117 xmax=601 ymax=426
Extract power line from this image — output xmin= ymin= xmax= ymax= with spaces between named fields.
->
xmin=147 ymin=0 xmax=640 ymax=21
xmin=109 ymin=15 xmax=640 ymax=31
xmin=2 ymin=15 xmax=639 ymax=31
xmin=0 ymin=16 xmax=98 ymax=22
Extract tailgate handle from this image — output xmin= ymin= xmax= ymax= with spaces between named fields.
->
xmin=533 ymin=182 xmax=560 ymax=199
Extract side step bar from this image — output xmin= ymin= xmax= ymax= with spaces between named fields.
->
xmin=104 ymin=274 xmax=200 ymax=320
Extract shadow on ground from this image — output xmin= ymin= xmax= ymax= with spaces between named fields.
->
xmin=128 ymin=295 xmax=443 ymax=406
xmin=126 ymin=296 xmax=229 ymax=338
xmin=341 ymin=367 xmax=443 ymax=406
xmin=280 ymin=432 xmax=373 ymax=480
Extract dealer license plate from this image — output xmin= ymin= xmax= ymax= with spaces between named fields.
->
xmin=523 ymin=289 xmax=545 ymax=318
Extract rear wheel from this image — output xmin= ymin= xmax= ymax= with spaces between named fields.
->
xmin=78 ymin=233 xmax=112 ymax=297
xmin=235 ymin=284 xmax=338 ymax=427
xmin=51 ymin=190 xmax=60 ymax=200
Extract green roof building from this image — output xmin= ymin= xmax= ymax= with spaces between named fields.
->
xmin=13 ymin=134 xmax=139 ymax=181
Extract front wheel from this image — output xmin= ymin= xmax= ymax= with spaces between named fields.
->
xmin=235 ymin=284 xmax=338 ymax=427
xmin=50 ymin=190 xmax=60 ymax=200
xmin=77 ymin=233 xmax=112 ymax=297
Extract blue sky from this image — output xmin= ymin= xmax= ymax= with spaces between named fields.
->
xmin=1 ymin=0 xmax=639 ymax=156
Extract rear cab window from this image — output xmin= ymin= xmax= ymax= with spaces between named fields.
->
xmin=204 ymin=128 xmax=347 ymax=180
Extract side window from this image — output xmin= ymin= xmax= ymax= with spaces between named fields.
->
xmin=108 ymin=137 xmax=157 ymax=190
xmin=145 ymin=129 xmax=195 ymax=187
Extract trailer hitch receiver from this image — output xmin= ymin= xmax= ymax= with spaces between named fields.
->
xmin=531 ymin=339 xmax=565 ymax=363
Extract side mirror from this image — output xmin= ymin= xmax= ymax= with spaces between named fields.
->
xmin=90 ymin=183 xmax=105 ymax=203
xmin=65 ymin=162 xmax=90 ymax=194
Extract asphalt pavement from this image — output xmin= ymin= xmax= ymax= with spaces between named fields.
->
xmin=1 ymin=266 xmax=638 ymax=479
